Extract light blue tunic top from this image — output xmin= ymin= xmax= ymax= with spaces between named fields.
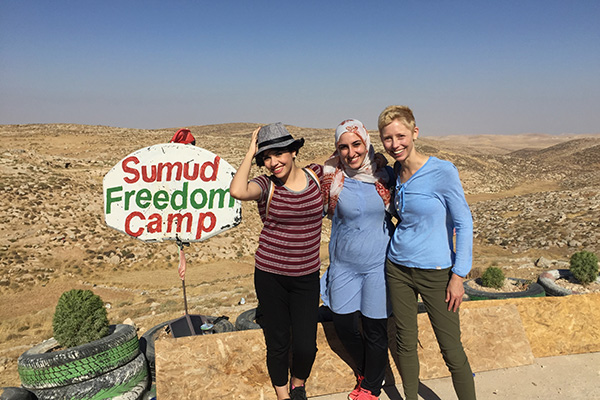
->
xmin=321 ymin=177 xmax=394 ymax=319
xmin=388 ymin=156 xmax=473 ymax=277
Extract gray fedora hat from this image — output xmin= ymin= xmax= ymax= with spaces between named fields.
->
xmin=255 ymin=122 xmax=304 ymax=166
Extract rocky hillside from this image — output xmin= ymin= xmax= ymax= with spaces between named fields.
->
xmin=0 ymin=123 xmax=598 ymax=385
xmin=1 ymin=123 xmax=598 ymax=291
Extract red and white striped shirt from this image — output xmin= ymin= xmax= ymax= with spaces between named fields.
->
xmin=251 ymin=164 xmax=324 ymax=276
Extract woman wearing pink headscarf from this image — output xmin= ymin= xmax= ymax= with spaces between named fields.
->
xmin=320 ymin=119 xmax=395 ymax=400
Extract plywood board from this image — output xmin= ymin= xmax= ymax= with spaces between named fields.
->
xmin=404 ymin=304 xmax=534 ymax=380
xmin=461 ymin=292 xmax=600 ymax=357
xmin=156 ymin=302 xmax=538 ymax=399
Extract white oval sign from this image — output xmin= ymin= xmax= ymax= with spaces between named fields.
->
xmin=103 ymin=144 xmax=242 ymax=242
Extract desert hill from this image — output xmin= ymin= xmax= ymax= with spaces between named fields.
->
xmin=0 ymin=123 xmax=598 ymax=385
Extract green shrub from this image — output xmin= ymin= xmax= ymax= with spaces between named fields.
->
xmin=52 ymin=289 xmax=110 ymax=348
xmin=481 ymin=266 xmax=505 ymax=289
xmin=570 ymin=251 xmax=599 ymax=285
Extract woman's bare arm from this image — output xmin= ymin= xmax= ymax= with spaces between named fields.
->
xmin=229 ymin=127 xmax=262 ymax=201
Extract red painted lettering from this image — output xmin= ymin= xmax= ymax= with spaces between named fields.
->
xmin=122 ymin=156 xmax=140 ymax=184
xmin=157 ymin=162 xmax=183 ymax=182
xmin=147 ymin=213 xmax=162 ymax=233
xmin=125 ymin=211 xmax=145 ymax=237
xmin=200 ymin=156 xmax=220 ymax=182
xmin=141 ymin=165 xmax=157 ymax=182
xmin=183 ymin=162 xmax=199 ymax=180
xmin=195 ymin=212 xmax=217 ymax=239
xmin=167 ymin=213 xmax=193 ymax=233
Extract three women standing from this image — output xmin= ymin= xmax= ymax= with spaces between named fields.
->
xmin=230 ymin=110 xmax=476 ymax=400
xmin=378 ymin=105 xmax=476 ymax=400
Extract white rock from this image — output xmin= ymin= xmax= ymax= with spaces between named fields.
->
xmin=108 ymin=255 xmax=121 ymax=265
xmin=123 ymin=318 xmax=136 ymax=328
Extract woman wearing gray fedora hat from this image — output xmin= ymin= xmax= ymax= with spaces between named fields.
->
xmin=230 ymin=122 xmax=324 ymax=400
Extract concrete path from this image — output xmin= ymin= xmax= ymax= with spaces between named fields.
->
xmin=312 ymin=352 xmax=600 ymax=400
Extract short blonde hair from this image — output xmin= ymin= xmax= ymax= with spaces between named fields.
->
xmin=378 ymin=105 xmax=416 ymax=132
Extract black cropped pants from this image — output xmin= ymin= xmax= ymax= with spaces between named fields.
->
xmin=331 ymin=311 xmax=388 ymax=396
xmin=254 ymin=268 xmax=320 ymax=387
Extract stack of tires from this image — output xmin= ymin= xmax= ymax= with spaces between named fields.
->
xmin=17 ymin=324 xmax=148 ymax=400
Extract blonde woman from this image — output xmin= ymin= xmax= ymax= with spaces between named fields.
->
xmin=378 ymin=106 xmax=476 ymax=400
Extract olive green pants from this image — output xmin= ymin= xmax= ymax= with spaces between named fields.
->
xmin=386 ymin=260 xmax=476 ymax=400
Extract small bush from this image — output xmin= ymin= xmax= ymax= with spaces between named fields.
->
xmin=52 ymin=289 xmax=110 ymax=348
xmin=481 ymin=266 xmax=505 ymax=289
xmin=570 ymin=251 xmax=599 ymax=285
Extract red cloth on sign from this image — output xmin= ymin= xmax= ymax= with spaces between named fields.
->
xmin=170 ymin=129 xmax=195 ymax=145
xmin=178 ymin=248 xmax=186 ymax=280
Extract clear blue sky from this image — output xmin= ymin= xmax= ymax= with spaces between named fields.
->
xmin=1 ymin=0 xmax=599 ymax=135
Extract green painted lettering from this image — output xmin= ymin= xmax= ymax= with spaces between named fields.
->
xmin=105 ymin=186 xmax=123 ymax=214
xmin=209 ymin=188 xmax=234 ymax=208
xmin=153 ymin=190 xmax=169 ymax=210
xmin=136 ymin=189 xmax=152 ymax=208
xmin=190 ymin=188 xmax=208 ymax=209
xmin=171 ymin=182 xmax=188 ymax=210
xmin=125 ymin=190 xmax=136 ymax=210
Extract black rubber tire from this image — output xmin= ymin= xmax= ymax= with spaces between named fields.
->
xmin=29 ymin=352 xmax=148 ymax=400
xmin=140 ymin=383 xmax=156 ymax=400
xmin=139 ymin=319 xmax=177 ymax=383
xmin=140 ymin=315 xmax=234 ymax=382
xmin=537 ymin=269 xmax=575 ymax=296
xmin=211 ymin=316 xmax=235 ymax=333
xmin=463 ymin=278 xmax=546 ymax=300
xmin=0 ymin=387 xmax=36 ymax=400
xmin=138 ymin=319 xmax=175 ymax=357
xmin=235 ymin=308 xmax=262 ymax=331
xmin=18 ymin=324 xmax=139 ymax=390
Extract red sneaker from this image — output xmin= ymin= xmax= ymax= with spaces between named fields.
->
xmin=355 ymin=387 xmax=379 ymax=400
xmin=348 ymin=375 xmax=364 ymax=400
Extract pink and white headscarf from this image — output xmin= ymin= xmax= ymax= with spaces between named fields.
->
xmin=321 ymin=119 xmax=392 ymax=218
